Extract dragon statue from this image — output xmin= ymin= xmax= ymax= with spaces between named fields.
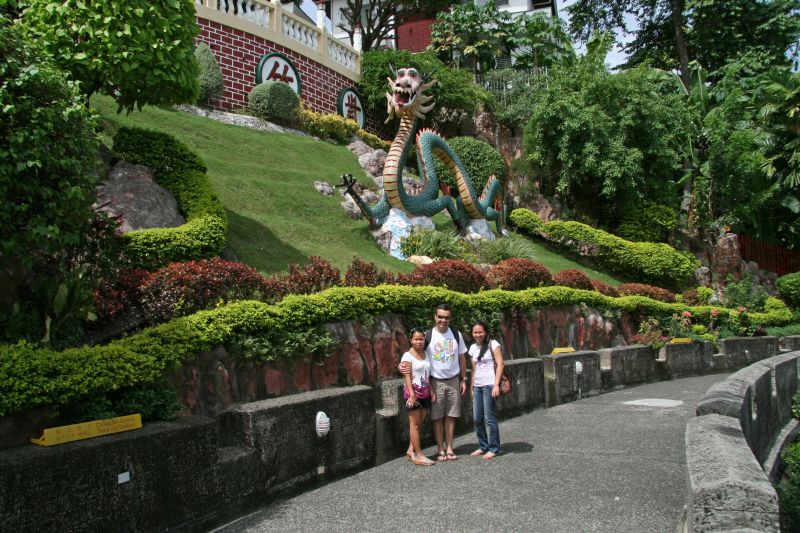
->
xmin=340 ymin=67 xmax=503 ymax=233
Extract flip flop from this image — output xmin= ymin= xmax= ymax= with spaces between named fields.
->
xmin=470 ymin=449 xmax=486 ymax=457
xmin=437 ymin=451 xmax=448 ymax=462
xmin=414 ymin=457 xmax=435 ymax=466
xmin=483 ymin=452 xmax=497 ymax=460
xmin=447 ymin=452 xmax=458 ymax=461
xmin=405 ymin=452 xmax=414 ymax=462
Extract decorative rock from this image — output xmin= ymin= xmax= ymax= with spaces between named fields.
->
xmin=341 ymin=198 xmax=363 ymax=220
xmin=712 ymin=233 xmax=742 ymax=282
xmin=347 ymin=139 xmax=372 ymax=157
xmin=372 ymin=208 xmax=434 ymax=259
xmin=358 ymin=149 xmax=387 ymax=178
xmin=361 ymin=189 xmax=380 ymax=205
xmin=466 ymin=219 xmax=495 ymax=241
xmin=314 ymin=181 xmax=333 ymax=197
xmin=406 ymin=255 xmax=433 ymax=266
xmin=693 ymin=266 xmax=712 ymax=287
xmin=94 ymin=162 xmax=185 ymax=233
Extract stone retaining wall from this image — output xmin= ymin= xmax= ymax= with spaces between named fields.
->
xmin=685 ymin=350 xmax=800 ymax=532
xmin=1 ymin=331 xmax=793 ymax=531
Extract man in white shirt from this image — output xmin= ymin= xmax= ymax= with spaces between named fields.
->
xmin=401 ymin=303 xmax=467 ymax=461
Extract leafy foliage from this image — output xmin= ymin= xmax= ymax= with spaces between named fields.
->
xmin=431 ymin=136 xmax=505 ymax=194
xmin=483 ymin=68 xmax=549 ymax=130
xmin=0 ymin=19 xmax=99 ymax=265
xmin=284 ymin=256 xmax=341 ymax=295
xmin=248 ymin=81 xmax=299 ymax=125
xmin=404 ymin=259 xmax=488 ymax=293
xmin=465 ymin=234 xmax=539 ymax=264
xmin=487 ymin=258 xmax=553 ymax=291
xmin=21 ymin=0 xmax=200 ymax=112
xmin=298 ymin=104 xmax=359 ymax=143
xmin=195 ymin=43 xmax=224 ymax=106
xmin=94 ymin=268 xmax=151 ymax=321
xmin=616 ymin=202 xmax=677 ymax=243
xmin=591 ymin=279 xmax=619 ymax=298
xmin=522 ymin=61 xmax=690 ymax=228
xmin=722 ymin=274 xmax=768 ymax=312
xmin=776 ymin=272 xmax=800 ymax=307
xmin=400 ymin=229 xmax=464 ymax=260
xmin=343 ymin=257 xmax=391 ymax=287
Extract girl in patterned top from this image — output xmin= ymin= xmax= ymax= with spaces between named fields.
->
xmin=401 ymin=327 xmax=437 ymax=466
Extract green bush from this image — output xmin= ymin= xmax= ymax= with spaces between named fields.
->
xmin=248 ymin=81 xmax=299 ymax=125
xmin=777 ymin=272 xmax=800 ymax=307
xmin=722 ymin=274 xmax=768 ymax=312
xmin=616 ymin=202 xmax=677 ymax=243
xmin=112 ymin=127 xmax=227 ymax=270
xmin=466 ymin=234 xmax=539 ymax=264
xmin=777 ymin=437 xmax=800 ymax=529
xmin=431 ymin=136 xmax=506 ymax=194
xmin=510 ymin=208 xmax=699 ymax=290
xmin=0 ymin=283 xmax=792 ymax=417
xmin=195 ymin=43 xmax=224 ymax=105
xmin=297 ymin=105 xmax=358 ymax=143
xmin=400 ymin=229 xmax=464 ymax=259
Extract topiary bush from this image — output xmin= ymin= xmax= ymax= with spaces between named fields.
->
xmin=248 ymin=81 xmax=299 ymax=125
xmin=431 ymin=136 xmax=506 ymax=195
xmin=553 ymin=269 xmax=594 ymax=291
xmin=776 ymin=272 xmax=800 ymax=307
xmin=591 ymin=279 xmax=619 ymax=297
xmin=616 ymin=201 xmax=677 ymax=243
xmin=195 ymin=43 xmax=224 ymax=106
xmin=140 ymin=258 xmax=279 ymax=322
xmin=112 ymin=127 xmax=227 ymax=270
xmin=618 ymin=283 xmax=676 ymax=303
xmin=406 ymin=259 xmax=488 ymax=293
xmin=487 ymin=258 xmax=554 ymax=291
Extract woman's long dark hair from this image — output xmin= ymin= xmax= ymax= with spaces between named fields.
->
xmin=471 ymin=320 xmax=492 ymax=361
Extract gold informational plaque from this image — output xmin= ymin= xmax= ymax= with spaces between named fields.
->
xmin=670 ymin=337 xmax=692 ymax=344
xmin=31 ymin=413 xmax=142 ymax=447
xmin=551 ymin=347 xmax=576 ymax=354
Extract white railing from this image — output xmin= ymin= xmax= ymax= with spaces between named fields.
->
xmin=195 ymin=0 xmax=361 ymax=80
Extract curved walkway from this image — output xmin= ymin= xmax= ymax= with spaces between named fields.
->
xmin=214 ymin=374 xmax=727 ymax=533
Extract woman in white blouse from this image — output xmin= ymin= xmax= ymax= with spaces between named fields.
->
xmin=468 ymin=320 xmax=504 ymax=459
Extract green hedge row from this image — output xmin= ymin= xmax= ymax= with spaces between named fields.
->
xmin=0 ymin=285 xmax=791 ymax=417
xmin=113 ymin=127 xmax=227 ymax=270
xmin=510 ymin=209 xmax=699 ymax=290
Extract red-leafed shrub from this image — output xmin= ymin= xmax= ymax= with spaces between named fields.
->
xmin=94 ymin=268 xmax=152 ymax=320
xmin=343 ymin=257 xmax=390 ymax=287
xmin=680 ymin=288 xmax=702 ymax=305
xmin=618 ymin=283 xmax=676 ymax=303
xmin=405 ymin=259 xmax=488 ymax=293
xmin=487 ymin=258 xmax=553 ymax=291
xmin=553 ymin=269 xmax=594 ymax=290
xmin=591 ymin=279 xmax=620 ymax=297
xmin=284 ymin=256 xmax=341 ymax=295
xmin=141 ymin=258 xmax=278 ymax=321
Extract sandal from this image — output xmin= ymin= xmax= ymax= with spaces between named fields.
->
xmin=470 ymin=449 xmax=486 ymax=457
xmin=405 ymin=451 xmax=414 ymax=462
xmin=483 ymin=452 xmax=497 ymax=460
xmin=437 ymin=451 xmax=448 ymax=462
xmin=446 ymin=452 xmax=458 ymax=461
xmin=414 ymin=457 xmax=435 ymax=466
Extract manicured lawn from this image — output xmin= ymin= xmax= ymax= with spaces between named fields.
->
xmin=92 ymin=95 xmax=413 ymax=275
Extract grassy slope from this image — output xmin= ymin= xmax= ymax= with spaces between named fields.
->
xmin=92 ymin=95 xmax=412 ymax=275
xmin=93 ymin=95 xmax=624 ymax=285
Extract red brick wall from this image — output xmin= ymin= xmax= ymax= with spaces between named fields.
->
xmin=396 ymin=15 xmax=436 ymax=52
xmin=196 ymin=17 xmax=384 ymax=135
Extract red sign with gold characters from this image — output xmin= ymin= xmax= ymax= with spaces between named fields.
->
xmin=337 ymin=87 xmax=365 ymax=129
xmin=256 ymin=52 xmax=301 ymax=94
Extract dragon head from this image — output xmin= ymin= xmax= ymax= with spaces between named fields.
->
xmin=385 ymin=67 xmax=436 ymax=123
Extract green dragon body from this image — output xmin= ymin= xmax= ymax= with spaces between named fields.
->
xmin=341 ymin=67 xmax=503 ymax=233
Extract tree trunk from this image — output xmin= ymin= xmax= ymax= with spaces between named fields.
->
xmin=670 ymin=0 xmax=690 ymax=87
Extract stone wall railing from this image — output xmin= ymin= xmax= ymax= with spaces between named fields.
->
xmin=3 ymin=332 xmax=794 ymax=531
xmin=195 ymin=0 xmax=361 ymax=80
xmin=684 ymin=350 xmax=800 ymax=532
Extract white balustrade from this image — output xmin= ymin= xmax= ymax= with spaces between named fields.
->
xmin=282 ymin=14 xmax=319 ymax=50
xmin=327 ymin=36 xmax=356 ymax=70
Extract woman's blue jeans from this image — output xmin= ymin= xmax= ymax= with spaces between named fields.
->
xmin=473 ymin=386 xmax=500 ymax=454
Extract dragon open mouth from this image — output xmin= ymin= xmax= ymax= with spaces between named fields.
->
xmin=393 ymin=88 xmax=415 ymax=108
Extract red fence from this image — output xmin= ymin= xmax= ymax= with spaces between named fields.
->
xmin=738 ymin=234 xmax=800 ymax=276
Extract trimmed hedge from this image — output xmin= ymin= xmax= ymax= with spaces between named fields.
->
xmin=510 ymin=208 xmax=699 ymax=290
xmin=112 ymin=127 xmax=227 ymax=270
xmin=248 ymin=81 xmax=298 ymax=125
xmin=0 ymin=285 xmax=792 ymax=417
xmin=297 ymin=105 xmax=389 ymax=149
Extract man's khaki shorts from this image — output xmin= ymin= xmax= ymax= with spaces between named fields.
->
xmin=430 ymin=375 xmax=461 ymax=420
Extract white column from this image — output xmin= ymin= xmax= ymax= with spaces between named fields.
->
xmin=315 ymin=0 xmax=326 ymax=30
xmin=353 ymin=22 xmax=362 ymax=53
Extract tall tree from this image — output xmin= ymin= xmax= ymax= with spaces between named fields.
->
xmin=336 ymin=0 xmax=449 ymax=52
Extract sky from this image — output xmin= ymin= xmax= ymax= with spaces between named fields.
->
xmin=300 ymin=0 xmax=631 ymax=68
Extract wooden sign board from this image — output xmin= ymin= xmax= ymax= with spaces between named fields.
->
xmin=31 ymin=413 xmax=142 ymax=447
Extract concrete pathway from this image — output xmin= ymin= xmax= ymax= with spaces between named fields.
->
xmin=213 ymin=374 xmax=727 ymax=533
